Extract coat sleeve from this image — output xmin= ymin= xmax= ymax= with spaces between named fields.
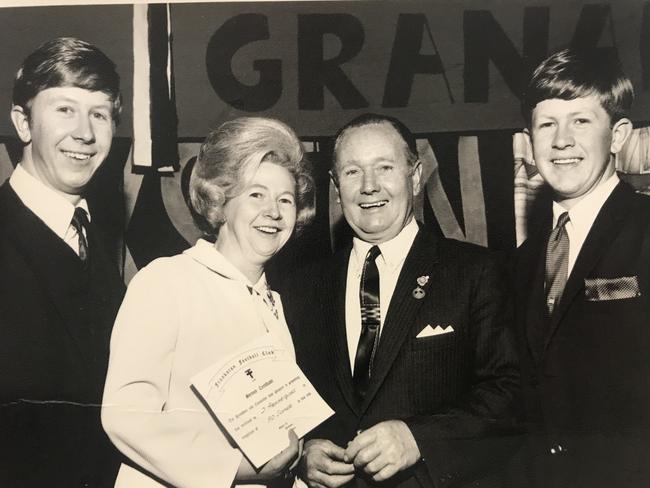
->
xmin=101 ymin=261 xmax=243 ymax=488
xmin=404 ymin=253 xmax=521 ymax=487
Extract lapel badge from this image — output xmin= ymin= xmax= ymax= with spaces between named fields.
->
xmin=417 ymin=275 xmax=429 ymax=287
xmin=412 ymin=287 xmax=425 ymax=299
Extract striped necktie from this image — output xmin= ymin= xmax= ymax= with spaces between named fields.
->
xmin=353 ymin=245 xmax=381 ymax=400
xmin=545 ymin=212 xmax=570 ymax=314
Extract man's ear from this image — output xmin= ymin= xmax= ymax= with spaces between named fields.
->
xmin=610 ymin=117 xmax=633 ymax=155
xmin=10 ymin=105 xmax=31 ymax=144
xmin=329 ymin=169 xmax=340 ymax=203
xmin=411 ymin=159 xmax=423 ymax=196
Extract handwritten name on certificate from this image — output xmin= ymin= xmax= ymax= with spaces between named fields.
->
xmin=191 ymin=334 xmax=333 ymax=468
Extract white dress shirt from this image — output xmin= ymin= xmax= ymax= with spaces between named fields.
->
xmin=552 ymin=173 xmax=619 ymax=276
xmin=345 ymin=218 xmax=419 ymax=370
xmin=9 ymin=164 xmax=90 ymax=255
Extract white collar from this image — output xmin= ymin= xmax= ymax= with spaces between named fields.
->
xmin=9 ymin=164 xmax=90 ymax=240
xmin=351 ymin=218 xmax=419 ymax=271
xmin=184 ymin=238 xmax=268 ymax=290
xmin=553 ymin=173 xmax=619 ymax=231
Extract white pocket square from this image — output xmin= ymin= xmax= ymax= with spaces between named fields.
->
xmin=416 ymin=324 xmax=455 ymax=338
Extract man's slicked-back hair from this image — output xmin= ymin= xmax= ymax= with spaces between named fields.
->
xmin=332 ymin=113 xmax=419 ymax=176
xmin=13 ymin=37 xmax=122 ymax=123
xmin=522 ymin=48 xmax=634 ymax=127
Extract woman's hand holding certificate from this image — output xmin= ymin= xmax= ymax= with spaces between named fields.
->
xmin=191 ymin=334 xmax=333 ymax=468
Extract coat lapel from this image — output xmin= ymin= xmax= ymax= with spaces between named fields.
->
xmin=518 ymin=205 xmax=552 ymax=363
xmin=360 ymin=228 xmax=439 ymax=414
xmin=0 ymin=183 xmax=92 ymax=362
xmin=325 ymin=246 xmax=361 ymax=415
xmin=544 ymin=182 xmax=632 ymax=350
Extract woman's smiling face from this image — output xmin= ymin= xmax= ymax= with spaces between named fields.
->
xmin=216 ymin=161 xmax=297 ymax=273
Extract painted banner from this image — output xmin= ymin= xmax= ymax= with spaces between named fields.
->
xmin=171 ymin=0 xmax=650 ymax=137
xmin=0 ymin=4 xmax=133 ymax=136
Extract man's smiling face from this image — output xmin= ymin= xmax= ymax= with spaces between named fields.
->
xmin=333 ymin=122 xmax=421 ymax=244
xmin=12 ymin=86 xmax=115 ymax=201
xmin=530 ymin=95 xmax=627 ymax=209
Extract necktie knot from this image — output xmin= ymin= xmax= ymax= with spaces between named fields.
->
xmin=366 ymin=245 xmax=381 ymax=263
xmin=555 ymin=212 xmax=570 ymax=231
xmin=71 ymin=207 xmax=90 ymax=233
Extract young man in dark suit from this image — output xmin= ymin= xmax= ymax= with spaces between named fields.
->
xmin=515 ymin=49 xmax=650 ymax=487
xmin=280 ymin=114 xmax=519 ymax=488
xmin=0 ymin=38 xmax=125 ymax=487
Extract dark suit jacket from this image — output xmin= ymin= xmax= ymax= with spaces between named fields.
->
xmin=280 ymin=225 xmax=520 ymax=488
xmin=514 ymin=181 xmax=650 ymax=488
xmin=0 ymin=181 xmax=125 ymax=487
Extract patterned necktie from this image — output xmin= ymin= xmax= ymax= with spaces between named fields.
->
xmin=70 ymin=207 xmax=90 ymax=265
xmin=545 ymin=212 xmax=570 ymax=314
xmin=353 ymin=245 xmax=381 ymax=400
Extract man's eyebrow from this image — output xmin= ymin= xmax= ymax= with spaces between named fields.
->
xmin=48 ymin=95 xmax=112 ymax=108
xmin=47 ymin=95 xmax=78 ymax=104
xmin=340 ymin=156 xmax=395 ymax=165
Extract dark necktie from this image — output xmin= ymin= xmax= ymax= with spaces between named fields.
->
xmin=353 ymin=245 xmax=381 ymax=400
xmin=545 ymin=212 xmax=570 ymax=314
xmin=71 ymin=207 xmax=90 ymax=265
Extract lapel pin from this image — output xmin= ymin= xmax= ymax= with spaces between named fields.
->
xmin=413 ymin=275 xmax=429 ymax=299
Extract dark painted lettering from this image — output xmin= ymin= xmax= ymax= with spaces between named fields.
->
xmin=206 ymin=14 xmax=281 ymax=112
xmin=463 ymin=10 xmax=525 ymax=102
xmin=571 ymin=4 xmax=614 ymax=50
xmin=383 ymin=13 xmax=452 ymax=107
xmin=298 ymin=14 xmax=368 ymax=110
xmin=570 ymin=5 xmax=619 ymax=70
xmin=522 ymin=7 xmax=550 ymax=80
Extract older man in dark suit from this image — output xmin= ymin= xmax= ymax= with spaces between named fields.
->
xmin=280 ymin=113 xmax=519 ymax=488
xmin=514 ymin=49 xmax=650 ymax=487
xmin=0 ymin=38 xmax=125 ymax=487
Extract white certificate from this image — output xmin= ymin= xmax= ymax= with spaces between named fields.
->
xmin=191 ymin=334 xmax=334 ymax=468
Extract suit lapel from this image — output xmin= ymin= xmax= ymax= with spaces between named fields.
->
xmin=518 ymin=206 xmax=552 ymax=363
xmin=360 ymin=228 xmax=439 ymax=413
xmin=324 ymin=246 xmax=361 ymax=415
xmin=544 ymin=182 xmax=632 ymax=350
xmin=0 ymin=184 xmax=92 ymax=362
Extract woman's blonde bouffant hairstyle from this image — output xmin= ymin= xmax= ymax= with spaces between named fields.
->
xmin=189 ymin=117 xmax=315 ymax=238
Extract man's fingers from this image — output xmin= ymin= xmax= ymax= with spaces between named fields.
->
xmin=302 ymin=439 xmax=355 ymax=488
xmin=350 ymin=445 xmax=381 ymax=469
xmin=308 ymin=449 xmax=354 ymax=476
xmin=323 ymin=459 xmax=355 ymax=475
xmin=319 ymin=441 xmax=348 ymax=462
xmin=344 ymin=430 xmax=376 ymax=461
xmin=310 ymin=472 xmax=355 ymax=488
xmin=372 ymin=464 xmax=399 ymax=482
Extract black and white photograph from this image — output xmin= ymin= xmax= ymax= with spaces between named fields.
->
xmin=0 ymin=0 xmax=648 ymax=487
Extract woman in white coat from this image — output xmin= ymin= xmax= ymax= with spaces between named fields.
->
xmin=101 ymin=117 xmax=315 ymax=488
